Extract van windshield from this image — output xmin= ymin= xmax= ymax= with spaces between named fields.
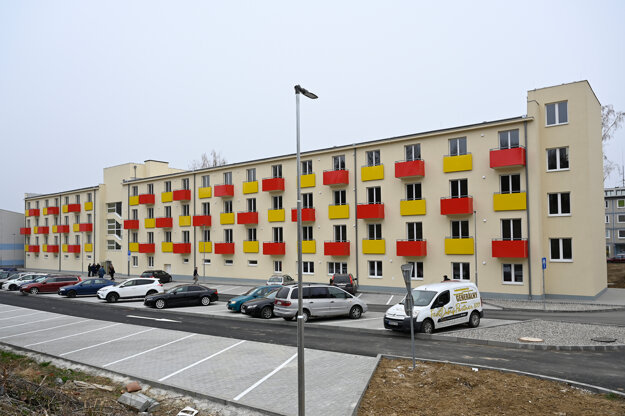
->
xmin=402 ymin=290 xmax=437 ymax=307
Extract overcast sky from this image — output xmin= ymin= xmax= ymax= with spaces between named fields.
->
xmin=1 ymin=1 xmax=624 ymax=213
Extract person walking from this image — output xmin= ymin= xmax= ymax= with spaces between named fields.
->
xmin=98 ymin=265 xmax=105 ymax=278
xmin=87 ymin=263 xmax=92 ymax=277
xmin=109 ymin=264 xmax=115 ymax=281
xmin=193 ymin=266 xmax=199 ymax=284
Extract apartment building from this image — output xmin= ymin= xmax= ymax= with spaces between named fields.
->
xmin=604 ymin=187 xmax=625 ymax=257
xmin=22 ymin=81 xmax=606 ymax=300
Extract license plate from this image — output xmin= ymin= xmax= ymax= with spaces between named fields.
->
xmin=388 ymin=321 xmax=398 ymax=326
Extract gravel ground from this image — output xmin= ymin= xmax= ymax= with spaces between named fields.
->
xmin=483 ymin=299 xmax=624 ymax=312
xmin=442 ymin=319 xmax=625 ymax=346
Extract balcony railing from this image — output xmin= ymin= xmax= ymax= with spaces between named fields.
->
xmin=73 ymin=223 xmax=93 ymax=232
xmin=328 ymin=204 xmax=349 ymax=219
xmin=173 ymin=243 xmax=192 ymax=254
xmin=242 ymin=181 xmax=258 ymax=194
xmin=53 ymin=225 xmax=70 ymax=233
xmin=493 ymin=192 xmax=527 ymax=211
xmin=65 ymin=244 xmax=80 ymax=253
xmin=400 ymin=199 xmax=426 ymax=216
xmin=263 ymin=242 xmax=286 ymax=255
xmin=323 ymin=169 xmax=349 ymax=186
xmin=25 ymin=209 xmax=40 ymax=217
xmin=124 ymin=220 xmax=140 ymax=230
xmin=490 ymin=146 xmax=526 ymax=169
xmin=440 ymin=196 xmax=474 ymax=215
xmin=396 ymin=240 xmax=427 ymax=257
xmin=394 ymin=159 xmax=425 ymax=179
xmin=214 ymin=242 xmax=235 ymax=254
xmin=34 ymin=226 xmax=49 ymax=234
xmin=139 ymin=194 xmax=156 ymax=204
xmin=300 ymin=173 xmax=316 ymax=188
xmin=19 ymin=227 xmax=31 ymax=235
xmin=220 ymin=213 xmax=235 ymax=225
xmin=193 ymin=215 xmax=212 ymax=227
xmin=362 ymin=239 xmax=385 ymax=254
xmin=324 ymin=241 xmax=350 ymax=256
xmin=268 ymin=209 xmax=285 ymax=222
xmin=444 ymin=237 xmax=474 ymax=255
xmin=492 ymin=239 xmax=528 ymax=258
xmin=443 ymin=153 xmax=472 ymax=173
xmin=291 ymin=208 xmax=316 ymax=222
xmin=243 ymin=240 xmax=259 ymax=253
xmin=27 ymin=245 xmax=40 ymax=253
xmin=361 ymin=164 xmax=384 ymax=181
xmin=43 ymin=244 xmax=59 ymax=253
xmin=262 ymin=177 xmax=285 ymax=192
xmin=237 ymin=211 xmax=259 ymax=225
xmin=199 ymin=241 xmax=212 ymax=253
xmin=63 ymin=204 xmax=81 ymax=213
xmin=43 ymin=207 xmax=59 ymax=216
xmin=139 ymin=243 xmax=155 ymax=253
xmin=214 ymin=184 xmax=234 ymax=197
xmin=199 ymin=187 xmax=212 ymax=198
xmin=173 ymin=189 xmax=192 ymax=201
xmin=356 ymin=203 xmax=384 ymax=220
xmin=155 ymin=217 xmax=173 ymax=228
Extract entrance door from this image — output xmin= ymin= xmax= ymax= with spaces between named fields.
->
xmin=164 ymin=264 xmax=171 ymax=273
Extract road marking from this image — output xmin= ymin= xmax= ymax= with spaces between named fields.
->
xmin=234 ymin=353 xmax=297 ymax=401
xmin=158 ymin=340 xmax=245 ymax=382
xmin=0 ymin=316 xmax=64 ymax=330
xmin=60 ymin=328 xmax=155 ymax=356
xmin=386 ymin=295 xmax=394 ymax=305
xmin=0 ymin=308 xmax=27 ymax=313
xmin=24 ymin=323 xmax=122 ymax=347
xmin=103 ymin=334 xmax=196 ymax=367
xmin=0 ymin=319 xmax=91 ymax=340
xmin=127 ymin=315 xmax=181 ymax=323
xmin=357 ymin=293 xmax=363 ymax=298
xmin=0 ymin=311 xmax=44 ymax=321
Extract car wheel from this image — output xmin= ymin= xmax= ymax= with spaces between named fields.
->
xmin=106 ymin=292 xmax=119 ymax=303
xmin=348 ymin=305 xmax=362 ymax=319
xmin=200 ymin=296 xmax=211 ymax=306
xmin=155 ymin=299 xmax=166 ymax=309
xmin=67 ymin=290 xmax=76 ymax=298
xmin=468 ymin=311 xmax=481 ymax=328
xmin=421 ymin=318 xmax=434 ymax=334
xmin=30 ymin=287 xmax=39 ymax=295
xmin=9 ymin=284 xmax=16 ymax=291
xmin=302 ymin=309 xmax=310 ymax=323
xmin=260 ymin=306 xmax=273 ymax=319
xmin=146 ymin=290 xmax=157 ymax=296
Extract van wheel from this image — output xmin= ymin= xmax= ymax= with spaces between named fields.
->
xmin=421 ymin=319 xmax=434 ymax=334
xmin=106 ymin=293 xmax=119 ymax=303
xmin=349 ymin=305 xmax=362 ymax=319
xmin=302 ymin=310 xmax=310 ymax=323
xmin=468 ymin=311 xmax=481 ymax=328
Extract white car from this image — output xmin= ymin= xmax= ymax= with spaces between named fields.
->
xmin=2 ymin=273 xmax=48 ymax=291
xmin=97 ymin=278 xmax=164 ymax=303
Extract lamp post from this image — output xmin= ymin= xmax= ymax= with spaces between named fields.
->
xmin=294 ymin=84 xmax=317 ymax=416
xmin=401 ymin=263 xmax=416 ymax=370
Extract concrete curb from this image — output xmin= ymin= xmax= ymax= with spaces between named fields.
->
xmin=484 ymin=303 xmax=625 ymax=313
xmin=350 ymin=354 xmax=383 ymax=416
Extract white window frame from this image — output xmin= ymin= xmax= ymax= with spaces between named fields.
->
xmin=452 ymin=262 xmax=470 ymax=280
xmin=449 ymin=137 xmax=467 ymax=156
xmin=619 ymin=230 xmax=625 ymax=239
xmin=548 ymin=192 xmax=571 ymax=216
xmin=148 ymin=256 xmax=154 ymax=267
xmin=617 ymin=214 xmax=625 ymax=223
xmin=274 ymin=260 xmax=282 ymax=273
xmin=606 ymin=229 xmax=610 ymax=239
xmin=606 ymin=215 xmax=609 ymax=224
xmin=546 ymin=101 xmax=568 ymax=126
xmin=328 ymin=262 xmax=347 ymax=275
xmin=618 ymin=199 xmax=625 ymax=209
xmin=301 ymin=160 xmax=313 ymax=175
xmin=546 ymin=147 xmax=570 ymax=172
xmin=225 ymin=259 xmax=234 ymax=266
xmin=131 ymin=256 xmax=138 ymax=268
xmin=302 ymin=261 xmax=314 ymax=274
xmin=248 ymin=260 xmax=258 ymax=267
xmin=407 ymin=261 xmax=423 ymax=280
xmin=502 ymin=264 xmax=523 ymax=285
xmin=368 ymin=260 xmax=383 ymax=278
xmin=549 ymin=238 xmax=573 ymax=262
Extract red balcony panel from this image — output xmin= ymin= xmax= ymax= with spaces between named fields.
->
xmin=395 ymin=160 xmax=425 ymax=178
xmin=173 ymin=189 xmax=192 ymax=201
xmin=46 ymin=207 xmax=60 ymax=215
xmin=396 ymin=240 xmax=427 ymax=257
xmin=263 ymin=242 xmax=286 ymax=255
xmin=20 ymin=227 xmax=31 ymax=235
xmin=67 ymin=244 xmax=80 ymax=253
xmin=490 ymin=147 xmax=526 ymax=169
xmin=27 ymin=209 xmax=40 ymax=217
xmin=357 ymin=204 xmax=385 ymax=219
xmin=262 ymin=177 xmax=285 ymax=192
xmin=291 ymin=208 xmax=316 ymax=222
xmin=36 ymin=226 xmax=49 ymax=234
xmin=214 ymin=242 xmax=235 ymax=254
xmin=77 ymin=223 xmax=93 ymax=232
xmin=214 ymin=184 xmax=234 ymax=197
xmin=66 ymin=204 xmax=81 ymax=213
xmin=237 ymin=211 xmax=259 ymax=225
xmin=193 ymin=215 xmax=212 ymax=227
xmin=27 ymin=245 xmax=40 ymax=253
xmin=124 ymin=220 xmax=140 ymax=230
xmin=139 ymin=194 xmax=155 ymax=204
xmin=46 ymin=245 xmax=59 ymax=253
xmin=324 ymin=241 xmax=350 ymax=256
xmin=56 ymin=225 xmax=70 ymax=233
xmin=492 ymin=239 xmax=528 ymax=258
xmin=173 ymin=243 xmax=192 ymax=254
xmin=323 ymin=170 xmax=349 ymax=186
xmin=139 ymin=243 xmax=155 ymax=253
xmin=440 ymin=197 xmax=474 ymax=215
xmin=155 ymin=217 xmax=173 ymax=228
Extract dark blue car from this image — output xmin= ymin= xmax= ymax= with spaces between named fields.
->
xmin=58 ymin=278 xmax=116 ymax=297
xmin=227 ymin=285 xmax=282 ymax=312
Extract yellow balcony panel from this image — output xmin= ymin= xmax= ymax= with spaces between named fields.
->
xmin=129 ymin=196 xmax=139 ymax=206
xmin=24 ymin=245 xmax=29 ymax=252
xmin=72 ymin=224 xmax=80 ymax=232
xmin=443 ymin=154 xmax=473 ymax=173
xmin=179 ymin=215 xmax=192 ymax=227
xmin=300 ymin=174 xmax=316 ymax=188
xmin=129 ymin=242 xmax=139 ymax=252
xmin=161 ymin=192 xmax=173 ymax=203
xmin=493 ymin=192 xmax=527 ymax=211
xmin=220 ymin=212 xmax=235 ymax=225
xmin=361 ymin=165 xmax=384 ymax=181
xmin=62 ymin=205 xmax=69 ymax=213
xmin=145 ymin=218 xmax=156 ymax=228
xmin=302 ymin=240 xmax=316 ymax=254
xmin=199 ymin=241 xmax=213 ymax=253
xmin=162 ymin=242 xmax=173 ymax=253
xmin=328 ymin=204 xmax=350 ymax=219
xmin=198 ymin=187 xmax=212 ymax=199
xmin=363 ymin=239 xmax=386 ymax=254
xmin=243 ymin=181 xmax=259 ymax=194
xmin=62 ymin=244 xmax=68 ymax=253
xmin=400 ymin=199 xmax=427 ymax=216
xmin=84 ymin=243 xmax=93 ymax=252
xmin=243 ymin=240 xmax=259 ymax=253
xmin=268 ymin=209 xmax=285 ymax=222
xmin=445 ymin=238 xmax=474 ymax=255
xmin=84 ymin=201 xmax=93 ymax=211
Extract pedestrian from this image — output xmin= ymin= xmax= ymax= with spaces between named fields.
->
xmin=98 ymin=265 xmax=105 ymax=278
xmin=443 ymin=275 xmax=450 ymax=281
xmin=95 ymin=263 xmax=100 ymax=275
xmin=193 ymin=266 xmax=199 ymax=284
xmin=87 ymin=263 xmax=92 ymax=277
xmin=109 ymin=264 xmax=115 ymax=281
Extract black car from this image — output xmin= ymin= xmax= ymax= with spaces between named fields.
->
xmin=140 ymin=269 xmax=172 ymax=283
xmin=329 ymin=273 xmax=357 ymax=295
xmin=144 ymin=284 xmax=218 ymax=309
xmin=241 ymin=288 xmax=279 ymax=319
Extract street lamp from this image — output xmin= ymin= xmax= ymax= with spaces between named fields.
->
xmin=295 ymin=84 xmax=317 ymax=416
xmin=401 ymin=263 xmax=416 ymax=370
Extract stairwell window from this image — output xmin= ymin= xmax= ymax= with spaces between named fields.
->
xmin=548 ymin=193 xmax=571 ymax=216
xmin=550 ymin=238 xmax=572 ymax=261
xmin=499 ymin=129 xmax=519 ymax=149
xmin=547 ymin=147 xmax=569 ymax=171
xmin=546 ymin=101 xmax=568 ymax=126
xmin=449 ymin=137 xmax=467 ymax=156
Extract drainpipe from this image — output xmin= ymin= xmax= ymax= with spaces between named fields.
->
xmin=193 ymin=173 xmax=196 ymax=272
xmin=93 ymin=190 xmax=96 ymax=275
xmin=523 ymin=120 xmax=533 ymax=300
xmin=473 ymin=210 xmax=478 ymax=287
xmin=353 ymin=146 xmax=359 ymax=285
xmin=127 ymin=183 xmax=130 ymax=277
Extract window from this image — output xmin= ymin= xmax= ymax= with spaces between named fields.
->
xmin=247 ymin=228 xmax=256 ymax=241
xmin=451 ymin=221 xmax=469 ymax=238
xmin=302 ymin=226 xmax=313 ymax=241
xmin=500 ymin=174 xmax=521 ymax=194
xmin=147 ymin=184 xmax=154 ymax=194
xmin=605 ymin=200 xmax=608 ymax=209
xmin=107 ymin=240 xmax=121 ymax=250
xmin=224 ymin=229 xmax=233 ymax=243
xmin=203 ymin=258 xmax=211 ymax=265
xmin=183 ymin=231 xmax=190 ymax=243
xmin=247 ymin=198 xmax=256 ymax=212
xmin=328 ymin=262 xmax=347 ymax=275
xmin=75 ymin=195 xmax=81 ymax=204
xmin=74 ymin=214 xmax=80 ymax=224
xmin=449 ymin=137 xmax=467 ymax=156
xmin=87 ymin=193 xmax=92 ymax=202
xmin=248 ymin=260 xmax=258 ymax=267
xmin=618 ymin=200 xmax=625 ymax=208
xmin=246 ymin=169 xmax=255 ymax=182
xmin=182 ymin=204 xmax=190 ymax=216
xmin=107 ymin=202 xmax=122 ymax=215
xmin=132 ymin=256 xmax=138 ymax=267
xmin=165 ymin=206 xmax=172 ymax=218
xmin=131 ymin=232 xmax=138 ymax=243
xmin=203 ymin=229 xmax=211 ymax=242
xmin=302 ymin=193 xmax=313 ymax=209
xmin=302 ymin=261 xmax=314 ymax=274
xmin=165 ymin=181 xmax=172 ymax=192
xmin=605 ymin=215 xmax=609 ymax=224
xmin=366 ymin=150 xmax=381 ymax=167
xmin=182 ymin=178 xmax=190 ymax=190
xmin=165 ymin=231 xmax=172 ymax=243
xmin=547 ymin=147 xmax=569 ymax=171
xmin=407 ymin=261 xmax=423 ymax=279
xmin=64 ymin=216 xmax=69 ymax=225
xmin=302 ymin=160 xmax=313 ymax=175
xmin=147 ymin=232 xmax=154 ymax=244
xmin=501 ymin=219 xmax=522 ymax=240
xmin=224 ymin=172 xmax=232 ymax=185
xmin=333 ymin=155 xmax=346 ymax=170
xmin=334 ymin=225 xmax=347 ymax=242
xmin=201 ymin=175 xmax=210 ymax=188
xmin=450 ymin=179 xmax=468 ymax=198
xmin=606 ymin=229 xmax=610 ymax=239
xmin=272 ymin=164 xmax=283 ymax=178
xmin=368 ymin=260 xmax=383 ymax=278
xmin=550 ymin=238 xmax=572 ymax=261
xmin=503 ymin=264 xmax=523 ymax=284
xmin=107 ymin=219 xmax=122 ymax=237
xmin=546 ymin=101 xmax=568 ymax=126
xmin=132 ymin=209 xmax=138 ymax=220
xmin=405 ymin=144 xmax=421 ymax=161
xmin=367 ymin=187 xmax=381 ymax=204
xmin=499 ymin=129 xmax=519 ymax=149
xmin=452 ymin=262 xmax=470 ymax=280
xmin=548 ymin=193 xmax=571 ymax=215
xmin=619 ymin=230 xmax=625 ymax=239
xmin=619 ymin=215 xmax=625 ymax=223
xmin=131 ymin=186 xmax=138 ymax=197
xmin=407 ymin=222 xmax=423 ymax=241
xmin=147 ymin=208 xmax=154 ymax=219
xmin=64 ymin=196 xmax=69 ymax=205
xmin=334 ymin=190 xmax=346 ymax=205
xmin=368 ymin=224 xmax=382 ymax=240
xmin=406 ymin=183 xmax=422 ymax=200
xmin=272 ymin=196 xmax=283 ymax=210
xmin=273 ymin=227 xmax=283 ymax=243
xmin=224 ymin=200 xmax=233 ymax=213
xmin=274 ymin=260 xmax=282 ymax=273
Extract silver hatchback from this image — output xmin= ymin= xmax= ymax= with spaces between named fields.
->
xmin=273 ymin=284 xmax=368 ymax=322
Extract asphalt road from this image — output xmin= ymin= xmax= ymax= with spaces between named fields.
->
xmin=0 ymin=291 xmax=623 ymax=392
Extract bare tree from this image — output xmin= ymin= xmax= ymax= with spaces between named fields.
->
xmin=189 ymin=150 xmax=227 ymax=170
xmin=602 ymin=105 xmax=625 ymax=182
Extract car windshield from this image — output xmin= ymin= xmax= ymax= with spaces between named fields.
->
xmin=243 ymin=287 xmax=264 ymax=296
xmin=140 ymin=272 xmax=152 ymax=277
xmin=266 ymin=290 xmax=278 ymax=300
xmin=401 ymin=290 xmax=438 ymax=307
xmin=166 ymin=286 xmax=185 ymax=294
xmin=32 ymin=276 xmax=47 ymax=283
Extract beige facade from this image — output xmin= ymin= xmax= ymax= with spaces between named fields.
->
xmin=22 ymin=81 xmax=607 ymax=299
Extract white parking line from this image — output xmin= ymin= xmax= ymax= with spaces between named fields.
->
xmin=0 ymin=319 xmax=91 ymax=340
xmin=158 ymin=340 xmax=245 ymax=382
xmin=234 ymin=353 xmax=297 ymax=401
xmin=60 ymin=328 xmax=155 ymax=357
xmin=0 ymin=311 xmax=44 ymax=321
xmin=385 ymin=295 xmax=394 ymax=305
xmin=0 ymin=308 xmax=27 ymax=313
xmin=357 ymin=293 xmax=362 ymax=298
xmin=24 ymin=323 xmax=122 ymax=347
xmin=103 ymin=334 xmax=196 ymax=368
xmin=0 ymin=316 xmax=64 ymax=330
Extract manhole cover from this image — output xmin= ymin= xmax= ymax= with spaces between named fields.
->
xmin=518 ymin=337 xmax=544 ymax=343
xmin=591 ymin=337 xmax=617 ymax=343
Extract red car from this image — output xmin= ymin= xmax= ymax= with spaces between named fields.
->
xmin=20 ymin=275 xmax=81 ymax=295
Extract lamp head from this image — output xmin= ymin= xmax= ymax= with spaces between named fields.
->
xmin=294 ymin=85 xmax=318 ymax=99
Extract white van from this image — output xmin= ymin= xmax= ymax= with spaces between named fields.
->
xmin=383 ymin=280 xmax=483 ymax=334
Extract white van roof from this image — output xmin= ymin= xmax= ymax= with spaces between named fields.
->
xmin=414 ymin=280 xmax=478 ymax=293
